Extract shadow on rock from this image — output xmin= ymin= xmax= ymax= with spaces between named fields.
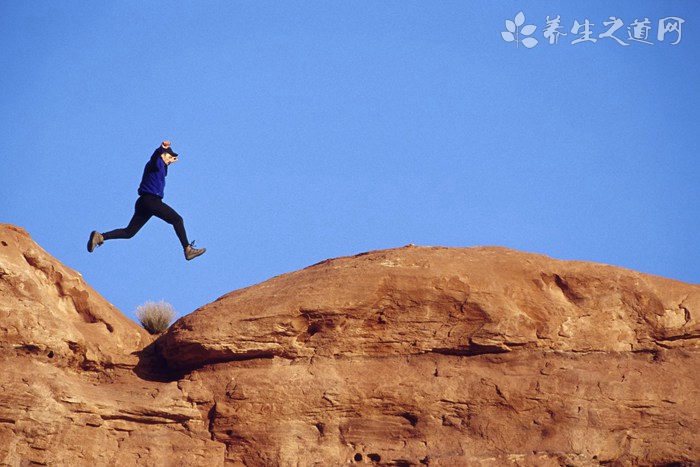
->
xmin=132 ymin=335 xmax=186 ymax=382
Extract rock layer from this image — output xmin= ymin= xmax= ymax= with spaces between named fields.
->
xmin=1 ymin=224 xmax=699 ymax=466
xmin=0 ymin=224 xmax=222 ymax=466
xmin=162 ymin=246 xmax=700 ymax=465
xmin=163 ymin=246 xmax=700 ymax=368
xmin=0 ymin=224 xmax=149 ymax=369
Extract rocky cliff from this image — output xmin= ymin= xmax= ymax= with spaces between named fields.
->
xmin=0 ymin=225 xmax=223 ymax=466
xmin=1 ymin=223 xmax=699 ymax=466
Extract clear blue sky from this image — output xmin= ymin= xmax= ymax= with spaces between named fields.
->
xmin=2 ymin=1 xmax=698 ymax=324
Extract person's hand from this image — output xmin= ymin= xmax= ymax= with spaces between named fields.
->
xmin=161 ymin=141 xmax=172 ymax=149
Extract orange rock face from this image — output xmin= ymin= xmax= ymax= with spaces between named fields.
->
xmin=2 ymin=224 xmax=699 ymax=466
xmin=0 ymin=225 xmax=223 ymax=466
xmin=162 ymin=246 xmax=700 ymax=465
xmin=0 ymin=225 xmax=148 ymax=369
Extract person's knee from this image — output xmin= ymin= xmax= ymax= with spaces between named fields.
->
xmin=121 ymin=226 xmax=141 ymax=239
xmin=169 ymin=214 xmax=184 ymax=227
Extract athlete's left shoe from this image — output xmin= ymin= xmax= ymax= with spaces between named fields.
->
xmin=184 ymin=242 xmax=206 ymax=261
xmin=87 ymin=231 xmax=104 ymax=253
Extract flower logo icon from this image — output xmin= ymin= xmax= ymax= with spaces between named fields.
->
xmin=502 ymin=11 xmax=539 ymax=49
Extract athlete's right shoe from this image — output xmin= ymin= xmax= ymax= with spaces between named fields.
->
xmin=87 ymin=231 xmax=104 ymax=253
xmin=184 ymin=242 xmax=206 ymax=261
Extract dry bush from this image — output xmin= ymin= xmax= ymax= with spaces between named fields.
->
xmin=136 ymin=300 xmax=176 ymax=334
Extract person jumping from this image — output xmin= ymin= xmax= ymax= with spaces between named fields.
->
xmin=87 ymin=141 xmax=206 ymax=261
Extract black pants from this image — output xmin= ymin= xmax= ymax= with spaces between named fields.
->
xmin=102 ymin=194 xmax=189 ymax=249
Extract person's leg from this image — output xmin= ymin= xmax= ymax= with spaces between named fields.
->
xmin=149 ymin=197 xmax=205 ymax=260
xmin=149 ymin=198 xmax=190 ymax=249
xmin=102 ymin=197 xmax=152 ymax=241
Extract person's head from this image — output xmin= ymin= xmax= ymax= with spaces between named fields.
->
xmin=161 ymin=147 xmax=179 ymax=165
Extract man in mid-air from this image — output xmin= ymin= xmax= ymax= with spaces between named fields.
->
xmin=87 ymin=141 xmax=206 ymax=261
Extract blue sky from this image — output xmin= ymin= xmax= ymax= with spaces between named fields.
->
xmin=2 ymin=1 xmax=698 ymax=324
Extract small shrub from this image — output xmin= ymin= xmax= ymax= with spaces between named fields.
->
xmin=136 ymin=300 xmax=176 ymax=334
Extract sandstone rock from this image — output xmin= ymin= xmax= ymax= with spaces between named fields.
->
xmin=0 ymin=224 xmax=149 ymax=369
xmin=162 ymin=246 xmax=700 ymax=465
xmin=2 ymin=224 xmax=699 ymax=466
xmin=162 ymin=246 xmax=700 ymax=367
xmin=0 ymin=224 xmax=223 ymax=466
xmin=0 ymin=354 xmax=223 ymax=466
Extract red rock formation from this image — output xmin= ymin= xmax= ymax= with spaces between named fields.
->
xmin=1 ymin=223 xmax=699 ymax=466
xmin=0 ymin=224 xmax=222 ymax=466
xmin=162 ymin=246 xmax=700 ymax=466
xmin=0 ymin=225 xmax=148 ymax=369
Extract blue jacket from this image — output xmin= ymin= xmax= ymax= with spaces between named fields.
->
xmin=138 ymin=147 xmax=168 ymax=198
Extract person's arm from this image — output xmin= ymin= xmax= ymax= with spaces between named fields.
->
xmin=146 ymin=141 xmax=172 ymax=170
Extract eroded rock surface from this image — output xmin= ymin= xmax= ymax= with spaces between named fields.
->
xmin=162 ymin=246 xmax=700 ymax=465
xmin=0 ymin=224 xmax=150 ymax=369
xmin=1 ymin=223 xmax=699 ymax=466
xmin=163 ymin=247 xmax=700 ymax=367
xmin=0 ymin=224 xmax=223 ymax=466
